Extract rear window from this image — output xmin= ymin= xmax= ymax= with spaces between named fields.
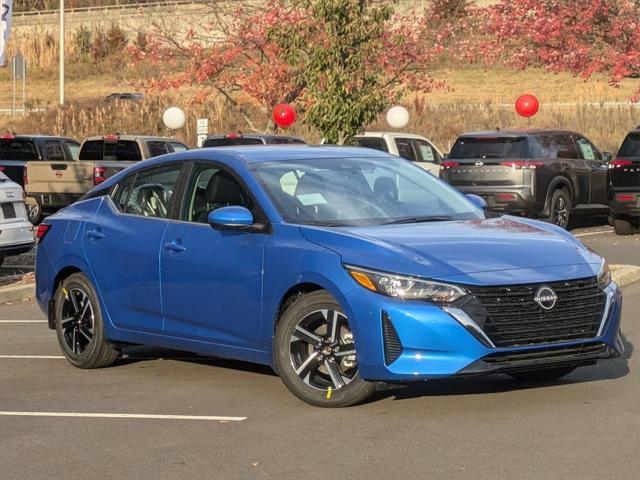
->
xmin=619 ymin=133 xmax=640 ymax=157
xmin=449 ymin=137 xmax=527 ymax=159
xmin=202 ymin=137 xmax=263 ymax=147
xmin=266 ymin=138 xmax=306 ymax=144
xmin=79 ymin=140 xmax=142 ymax=161
xmin=354 ymin=137 xmax=389 ymax=152
xmin=0 ymin=139 xmax=38 ymax=160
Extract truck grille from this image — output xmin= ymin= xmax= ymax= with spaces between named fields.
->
xmin=461 ymin=277 xmax=606 ymax=347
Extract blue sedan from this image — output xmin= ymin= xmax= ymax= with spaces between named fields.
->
xmin=35 ymin=146 xmax=623 ymax=407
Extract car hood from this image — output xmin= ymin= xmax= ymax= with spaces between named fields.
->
xmin=300 ymin=216 xmax=602 ymax=285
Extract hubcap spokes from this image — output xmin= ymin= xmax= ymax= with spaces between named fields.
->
xmin=289 ymin=309 xmax=358 ymax=391
xmin=554 ymin=197 xmax=568 ymax=226
xmin=61 ymin=288 xmax=95 ymax=355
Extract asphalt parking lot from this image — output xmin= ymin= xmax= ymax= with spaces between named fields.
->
xmin=1 ymin=221 xmax=639 ymax=479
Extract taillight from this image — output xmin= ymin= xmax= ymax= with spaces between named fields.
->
xmin=94 ymin=166 xmax=107 ymax=185
xmin=0 ymin=166 xmax=5 ymax=172
xmin=0 ymin=134 xmax=16 ymax=139
xmin=23 ymin=165 xmax=28 ymax=185
xmin=102 ymin=135 xmax=119 ymax=141
xmin=496 ymin=193 xmax=516 ymax=201
xmin=225 ymin=133 xmax=242 ymax=139
xmin=608 ymin=159 xmax=633 ymax=169
xmin=500 ymin=161 xmax=544 ymax=169
xmin=441 ymin=161 xmax=459 ymax=169
xmin=36 ymin=224 xmax=51 ymax=242
xmin=616 ymin=194 xmax=637 ymax=202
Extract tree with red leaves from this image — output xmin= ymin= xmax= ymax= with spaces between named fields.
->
xmin=481 ymin=0 xmax=640 ymax=101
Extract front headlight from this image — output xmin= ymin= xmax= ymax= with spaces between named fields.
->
xmin=598 ymin=259 xmax=612 ymax=287
xmin=345 ymin=265 xmax=466 ymax=303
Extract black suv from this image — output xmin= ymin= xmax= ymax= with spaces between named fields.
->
xmin=609 ymin=128 xmax=640 ymax=235
xmin=202 ymin=133 xmax=306 ymax=147
xmin=440 ymin=129 xmax=612 ymax=228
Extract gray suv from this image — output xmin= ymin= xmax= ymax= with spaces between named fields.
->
xmin=440 ymin=129 xmax=612 ymax=228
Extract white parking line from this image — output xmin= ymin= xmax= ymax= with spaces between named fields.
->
xmin=0 ymin=411 xmax=246 ymax=422
xmin=0 ymin=355 xmax=64 ymax=359
xmin=574 ymin=228 xmax=614 ymax=237
xmin=0 ymin=320 xmax=47 ymax=323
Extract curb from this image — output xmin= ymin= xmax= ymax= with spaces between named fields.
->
xmin=0 ymin=265 xmax=639 ymax=305
xmin=0 ymin=282 xmax=35 ymax=304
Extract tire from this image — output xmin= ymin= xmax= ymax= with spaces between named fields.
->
xmin=26 ymin=198 xmax=42 ymax=225
xmin=613 ymin=217 xmax=638 ymax=236
xmin=274 ymin=290 xmax=376 ymax=407
xmin=508 ymin=366 xmax=576 ymax=382
xmin=545 ymin=188 xmax=572 ymax=229
xmin=54 ymin=272 xmax=119 ymax=369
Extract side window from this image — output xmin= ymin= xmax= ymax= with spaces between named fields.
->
xmin=44 ymin=141 xmax=65 ymax=161
xmin=124 ymin=165 xmax=183 ymax=218
xmin=170 ymin=142 xmax=189 ymax=152
xmin=394 ymin=138 xmax=418 ymax=161
xmin=110 ymin=175 xmax=135 ymax=212
xmin=414 ymin=139 xmax=441 ymax=164
xmin=529 ymin=135 xmax=555 ymax=158
xmin=576 ymin=137 xmax=602 ymax=162
xmin=554 ymin=135 xmax=580 ymax=159
xmin=65 ymin=140 xmax=81 ymax=160
xmin=182 ymin=165 xmax=251 ymax=223
xmin=147 ymin=141 xmax=170 ymax=158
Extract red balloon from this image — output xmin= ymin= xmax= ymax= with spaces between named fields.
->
xmin=515 ymin=94 xmax=539 ymax=118
xmin=272 ymin=103 xmax=297 ymax=128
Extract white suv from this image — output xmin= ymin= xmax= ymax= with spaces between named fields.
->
xmin=354 ymin=132 xmax=444 ymax=176
xmin=0 ymin=171 xmax=34 ymax=268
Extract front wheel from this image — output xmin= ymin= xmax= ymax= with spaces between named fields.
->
xmin=275 ymin=291 xmax=376 ymax=407
xmin=545 ymin=188 xmax=572 ymax=229
xmin=54 ymin=273 xmax=119 ymax=369
xmin=508 ymin=366 xmax=576 ymax=382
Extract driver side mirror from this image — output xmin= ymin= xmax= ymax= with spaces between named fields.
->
xmin=208 ymin=206 xmax=254 ymax=230
xmin=602 ymin=152 xmax=613 ymax=163
xmin=466 ymin=194 xmax=487 ymax=211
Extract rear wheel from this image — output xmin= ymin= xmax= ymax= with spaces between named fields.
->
xmin=508 ymin=366 xmax=576 ymax=382
xmin=545 ymin=188 xmax=572 ymax=229
xmin=275 ymin=291 xmax=376 ymax=407
xmin=54 ymin=273 xmax=119 ymax=369
xmin=26 ymin=197 xmax=42 ymax=225
xmin=613 ymin=217 xmax=638 ymax=235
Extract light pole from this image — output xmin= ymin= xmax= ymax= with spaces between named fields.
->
xmin=59 ymin=0 xmax=64 ymax=105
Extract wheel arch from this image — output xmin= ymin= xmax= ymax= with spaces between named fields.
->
xmin=47 ymin=265 xmax=84 ymax=329
xmin=542 ymin=176 xmax=574 ymax=217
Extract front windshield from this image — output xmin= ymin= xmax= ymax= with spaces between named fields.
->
xmin=252 ymin=157 xmax=482 ymax=226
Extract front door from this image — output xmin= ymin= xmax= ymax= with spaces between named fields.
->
xmin=83 ymin=163 xmax=184 ymax=333
xmin=576 ymin=136 xmax=609 ymax=205
xmin=160 ymin=163 xmax=269 ymax=348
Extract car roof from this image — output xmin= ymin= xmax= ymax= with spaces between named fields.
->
xmin=355 ymin=131 xmax=430 ymax=140
xmin=83 ymin=135 xmax=180 ymax=142
xmin=218 ymin=145 xmax=390 ymax=163
xmin=458 ymin=129 xmax=578 ymax=138
xmin=205 ymin=134 xmax=306 ymax=141
xmin=0 ymin=135 xmax=78 ymax=141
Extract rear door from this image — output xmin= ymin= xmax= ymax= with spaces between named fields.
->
xmin=412 ymin=138 xmax=442 ymax=175
xmin=575 ymin=136 xmax=608 ymax=205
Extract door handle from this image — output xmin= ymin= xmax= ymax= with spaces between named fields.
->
xmin=164 ymin=241 xmax=186 ymax=253
xmin=86 ymin=229 xmax=105 ymax=240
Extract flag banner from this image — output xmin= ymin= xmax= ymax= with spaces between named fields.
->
xmin=0 ymin=0 xmax=13 ymax=67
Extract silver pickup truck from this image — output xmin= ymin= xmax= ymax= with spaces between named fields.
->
xmin=24 ymin=135 xmax=188 ymax=223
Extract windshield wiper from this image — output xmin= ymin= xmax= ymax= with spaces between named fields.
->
xmin=383 ymin=215 xmax=453 ymax=225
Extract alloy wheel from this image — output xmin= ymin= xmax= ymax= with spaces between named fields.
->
xmin=553 ymin=196 xmax=569 ymax=226
xmin=60 ymin=287 xmax=95 ymax=355
xmin=289 ymin=309 xmax=358 ymax=391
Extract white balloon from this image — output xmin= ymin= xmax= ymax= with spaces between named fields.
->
xmin=163 ymin=107 xmax=186 ymax=130
xmin=386 ymin=105 xmax=409 ymax=129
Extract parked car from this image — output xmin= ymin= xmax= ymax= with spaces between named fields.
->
xmin=0 ymin=171 xmax=34 ymax=268
xmin=24 ymin=135 xmax=189 ymax=224
xmin=609 ymin=127 xmax=640 ymax=235
xmin=354 ymin=132 xmax=444 ymax=175
xmin=35 ymin=146 xmax=622 ymax=407
xmin=0 ymin=134 xmax=80 ymax=187
xmin=440 ymin=129 xmax=612 ymax=228
xmin=202 ymin=133 xmax=307 ymax=147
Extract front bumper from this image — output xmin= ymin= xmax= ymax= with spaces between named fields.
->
xmin=348 ymin=282 xmax=623 ymax=382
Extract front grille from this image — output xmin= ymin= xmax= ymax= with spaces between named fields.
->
xmin=381 ymin=312 xmax=402 ymax=365
xmin=461 ymin=277 xmax=606 ymax=347
xmin=482 ymin=342 xmax=610 ymax=369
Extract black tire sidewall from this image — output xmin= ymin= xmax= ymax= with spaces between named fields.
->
xmin=54 ymin=273 xmax=113 ymax=368
xmin=275 ymin=291 xmax=375 ymax=407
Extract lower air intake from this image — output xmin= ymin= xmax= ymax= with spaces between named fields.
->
xmin=382 ymin=312 xmax=403 ymax=365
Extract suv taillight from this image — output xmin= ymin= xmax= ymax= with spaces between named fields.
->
xmin=500 ymin=161 xmax=544 ymax=169
xmin=23 ymin=165 xmax=28 ymax=185
xmin=608 ymin=159 xmax=633 ymax=169
xmin=441 ymin=161 xmax=459 ymax=169
xmin=94 ymin=166 xmax=107 ymax=185
xmin=616 ymin=194 xmax=637 ymax=202
xmin=36 ymin=224 xmax=51 ymax=243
